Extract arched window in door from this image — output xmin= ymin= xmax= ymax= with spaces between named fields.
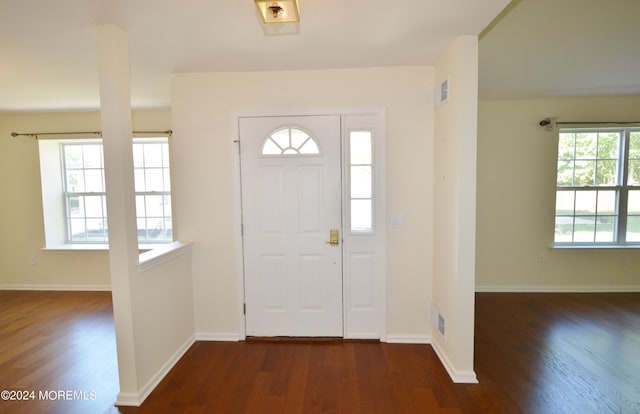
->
xmin=261 ymin=127 xmax=321 ymax=156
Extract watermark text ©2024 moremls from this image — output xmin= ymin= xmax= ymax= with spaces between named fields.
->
xmin=1 ymin=389 xmax=97 ymax=401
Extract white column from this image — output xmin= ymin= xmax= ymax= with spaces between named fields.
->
xmin=96 ymin=24 xmax=140 ymax=404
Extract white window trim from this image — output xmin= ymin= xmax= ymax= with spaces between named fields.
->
xmin=554 ymin=127 xmax=640 ymax=248
xmin=38 ymin=137 xmax=173 ymax=250
xmin=232 ymin=108 xmax=387 ymax=341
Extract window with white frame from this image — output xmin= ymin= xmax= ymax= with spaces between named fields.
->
xmin=349 ymin=130 xmax=374 ymax=233
xmin=260 ymin=127 xmax=321 ymax=155
xmin=41 ymin=137 xmax=172 ymax=246
xmin=554 ymin=128 xmax=640 ymax=246
xmin=132 ymin=140 xmax=172 ymax=242
xmin=62 ymin=143 xmax=108 ymax=242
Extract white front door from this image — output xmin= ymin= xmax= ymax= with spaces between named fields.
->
xmin=239 ymin=115 xmax=343 ymax=337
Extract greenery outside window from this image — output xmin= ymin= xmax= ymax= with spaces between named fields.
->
xmin=554 ymin=128 xmax=640 ymax=246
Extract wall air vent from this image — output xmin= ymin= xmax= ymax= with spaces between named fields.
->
xmin=436 ymin=76 xmax=450 ymax=108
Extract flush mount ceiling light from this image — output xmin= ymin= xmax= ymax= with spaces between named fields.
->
xmin=254 ymin=0 xmax=299 ymax=23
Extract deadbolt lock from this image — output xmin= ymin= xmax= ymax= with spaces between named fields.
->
xmin=325 ymin=229 xmax=340 ymax=246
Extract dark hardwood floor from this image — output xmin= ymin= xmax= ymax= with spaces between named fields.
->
xmin=0 ymin=291 xmax=638 ymax=413
xmin=0 ymin=290 xmax=118 ymax=414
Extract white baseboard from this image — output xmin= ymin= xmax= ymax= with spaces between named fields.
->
xmin=476 ymin=285 xmax=640 ymax=293
xmin=116 ymin=335 xmax=196 ymax=407
xmin=195 ymin=332 xmax=243 ymax=342
xmin=430 ymin=339 xmax=478 ymax=384
xmin=114 ymin=392 xmax=141 ymax=407
xmin=384 ymin=334 xmax=432 ymax=344
xmin=344 ymin=333 xmax=383 ymax=340
xmin=0 ymin=284 xmax=111 ymax=291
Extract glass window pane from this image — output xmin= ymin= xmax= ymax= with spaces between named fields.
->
xmin=163 ymin=195 xmax=172 ymax=216
xmin=134 ymin=169 xmax=146 ymax=192
xmin=133 ymin=144 xmax=144 ymax=168
xmin=628 ymin=191 xmax=640 ymax=214
xmin=84 ymin=169 xmax=104 ymax=192
xmin=555 ymin=191 xmax=574 ymax=215
xmin=145 ymin=195 xmax=164 ymax=217
xmin=351 ymin=166 xmax=372 ymax=198
xmin=83 ymin=145 xmax=102 ymax=168
xmin=64 ymin=146 xmax=83 ymax=169
xmin=137 ymin=218 xmax=148 ymax=239
xmin=556 ymin=161 xmax=574 ymax=186
xmin=145 ymin=168 xmax=164 ymax=191
xmin=143 ymin=143 xmax=163 ymax=168
xmin=573 ymin=216 xmax=595 ymax=242
xmin=628 ymin=160 xmax=640 ymax=186
xmin=70 ymin=218 xmax=87 ymax=241
xmin=163 ymin=168 xmax=171 ymax=191
xmin=271 ymin=129 xmax=289 ymax=149
xmin=290 ymin=129 xmax=309 ymax=149
xmin=351 ymin=199 xmax=372 ymax=232
xmin=558 ymin=133 xmax=575 ymax=160
xmin=626 ymin=216 xmax=640 ymax=242
xmin=162 ymin=143 xmax=170 ymax=166
xmin=350 ymin=131 xmax=372 ymax=165
xmin=554 ymin=216 xmax=573 ymax=242
xmin=575 ymin=133 xmax=597 ymax=158
xmin=597 ymin=190 xmax=616 ymax=214
xmin=262 ymin=128 xmax=320 ymax=156
xmin=66 ymin=170 xmax=85 ymax=192
xmin=597 ymin=133 xmax=619 ymax=159
xmin=575 ymin=191 xmax=596 ymax=215
xmin=165 ymin=217 xmax=173 ymax=239
xmin=84 ymin=196 xmax=104 ymax=218
xmin=136 ymin=195 xmax=146 ymax=217
xmin=595 ymin=217 xmax=615 ymax=242
xmin=299 ymin=139 xmax=319 ymax=154
xmin=68 ymin=196 xmax=83 ymax=217
xmin=262 ymin=139 xmax=282 ymax=155
xmin=629 ymin=132 xmax=640 ymax=159
xmin=86 ymin=218 xmax=106 ymax=241
xmin=596 ymin=160 xmax=617 ymax=186
xmin=574 ymin=161 xmax=595 ymax=186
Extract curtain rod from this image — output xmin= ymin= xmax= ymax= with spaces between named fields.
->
xmin=539 ymin=118 xmax=640 ymax=128
xmin=10 ymin=130 xmax=173 ymax=138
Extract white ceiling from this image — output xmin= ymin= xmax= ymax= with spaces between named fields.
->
xmin=479 ymin=0 xmax=640 ymax=100
xmin=0 ymin=0 xmax=509 ymax=111
xmin=5 ymin=0 xmax=636 ymax=112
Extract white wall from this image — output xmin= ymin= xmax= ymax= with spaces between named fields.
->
xmin=477 ymin=96 xmax=640 ymax=291
xmin=0 ymin=110 xmax=169 ymax=290
xmin=432 ymin=36 xmax=479 ymax=382
xmin=171 ymin=67 xmax=435 ymax=339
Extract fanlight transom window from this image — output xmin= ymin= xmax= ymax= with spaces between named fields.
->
xmin=261 ymin=127 xmax=320 ymax=156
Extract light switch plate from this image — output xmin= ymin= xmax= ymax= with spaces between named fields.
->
xmin=391 ymin=215 xmax=404 ymax=228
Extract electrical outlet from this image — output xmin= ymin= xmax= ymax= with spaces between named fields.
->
xmin=30 ymin=256 xmax=37 ymax=266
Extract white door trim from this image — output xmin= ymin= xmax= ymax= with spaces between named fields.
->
xmin=232 ymin=108 xmax=387 ymax=340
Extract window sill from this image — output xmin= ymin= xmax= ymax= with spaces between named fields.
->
xmin=552 ymin=244 xmax=640 ymax=251
xmin=41 ymin=243 xmax=174 ymax=252
xmin=42 ymin=244 xmax=110 ymax=252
